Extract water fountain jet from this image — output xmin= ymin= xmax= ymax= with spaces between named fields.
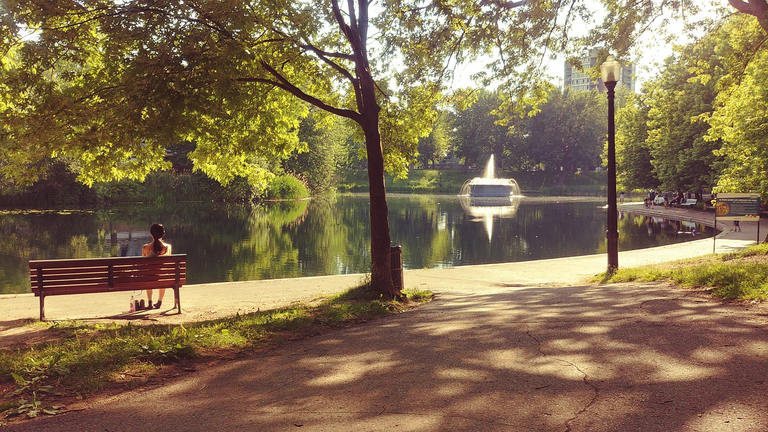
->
xmin=459 ymin=155 xmax=521 ymax=197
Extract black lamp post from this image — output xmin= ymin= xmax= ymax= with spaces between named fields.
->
xmin=600 ymin=55 xmax=621 ymax=274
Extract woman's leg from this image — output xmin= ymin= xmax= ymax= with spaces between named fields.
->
xmin=146 ymin=289 xmax=153 ymax=308
xmin=154 ymin=289 xmax=166 ymax=308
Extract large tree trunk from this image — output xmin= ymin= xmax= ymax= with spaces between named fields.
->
xmin=354 ymin=34 xmax=397 ymax=298
xmin=327 ymin=0 xmax=397 ymax=297
xmin=362 ymin=119 xmax=396 ymax=297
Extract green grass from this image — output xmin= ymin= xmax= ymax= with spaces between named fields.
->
xmin=0 ymin=287 xmax=432 ymax=421
xmin=595 ymin=243 xmax=768 ymax=301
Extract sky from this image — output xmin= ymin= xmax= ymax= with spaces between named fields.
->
xmin=450 ymin=1 xmax=729 ymax=92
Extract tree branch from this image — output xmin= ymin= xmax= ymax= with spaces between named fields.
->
xmin=298 ymin=43 xmax=354 ymax=62
xmin=238 ymin=63 xmax=362 ymax=123
xmin=358 ymin=0 xmax=368 ymax=44
xmin=331 ymin=0 xmax=356 ymax=49
xmin=301 ymin=44 xmax=358 ymax=85
xmin=330 ymin=0 xmax=365 ymax=105
xmin=479 ymin=0 xmax=529 ymax=9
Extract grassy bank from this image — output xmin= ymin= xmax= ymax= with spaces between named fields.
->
xmin=337 ymin=169 xmax=609 ymax=195
xmin=0 ymin=287 xmax=432 ymax=423
xmin=597 ymin=243 xmax=768 ymax=301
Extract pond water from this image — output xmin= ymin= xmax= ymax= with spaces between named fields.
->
xmin=0 ymin=194 xmax=714 ymax=294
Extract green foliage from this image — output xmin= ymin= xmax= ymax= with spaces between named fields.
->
xmin=265 ymin=175 xmax=309 ymax=201
xmin=0 ymin=161 xmax=97 ymax=207
xmin=526 ymin=88 xmax=606 ymax=184
xmin=615 ymin=90 xmax=656 ymax=191
xmin=614 ymin=12 xmax=768 ymax=195
xmin=647 ymin=37 xmax=723 ymax=193
xmin=2 ymin=0 xmax=714 ymax=187
xmin=452 ymin=89 xmax=512 ymax=170
xmin=93 ymin=180 xmax=147 ymax=204
xmin=94 ymin=172 xmax=258 ymax=204
xmin=417 ymin=109 xmax=452 ymax=168
xmin=284 ymin=111 xmax=348 ymax=194
xmin=449 ymin=86 xmax=607 ymax=183
xmin=707 ymin=16 xmax=768 ymax=196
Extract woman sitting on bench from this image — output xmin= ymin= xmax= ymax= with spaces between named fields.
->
xmin=141 ymin=223 xmax=172 ymax=310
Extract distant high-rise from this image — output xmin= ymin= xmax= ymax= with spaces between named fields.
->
xmin=563 ymin=48 xmax=635 ymax=92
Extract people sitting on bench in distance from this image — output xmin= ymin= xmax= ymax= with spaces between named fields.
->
xmin=142 ymin=223 xmax=172 ymax=310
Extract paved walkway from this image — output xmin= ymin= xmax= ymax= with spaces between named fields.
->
xmin=3 ymin=204 xmax=768 ymax=431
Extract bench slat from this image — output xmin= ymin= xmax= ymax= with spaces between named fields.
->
xmin=34 ymin=281 xmax=112 ymax=290
xmin=30 ymin=271 xmax=185 ymax=285
xmin=29 ymin=255 xmax=186 ymax=269
xmin=31 ymin=262 xmax=184 ymax=273
xmin=29 ymin=269 xmax=109 ymax=280
xmin=30 ymin=276 xmax=186 ymax=288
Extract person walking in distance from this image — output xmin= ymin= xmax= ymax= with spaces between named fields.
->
xmin=142 ymin=223 xmax=172 ymax=309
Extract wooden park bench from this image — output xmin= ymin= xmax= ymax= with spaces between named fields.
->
xmin=679 ymin=199 xmax=698 ymax=208
xmin=29 ymin=255 xmax=186 ymax=321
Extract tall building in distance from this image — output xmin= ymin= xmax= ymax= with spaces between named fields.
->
xmin=563 ymin=48 xmax=635 ymax=92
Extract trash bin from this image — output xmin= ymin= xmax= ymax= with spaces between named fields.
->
xmin=390 ymin=245 xmax=403 ymax=291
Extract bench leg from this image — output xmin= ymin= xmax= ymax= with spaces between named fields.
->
xmin=39 ymin=293 xmax=46 ymax=321
xmin=173 ymin=286 xmax=181 ymax=314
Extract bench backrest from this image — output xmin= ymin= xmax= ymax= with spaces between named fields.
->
xmin=30 ymin=255 xmax=187 ymax=297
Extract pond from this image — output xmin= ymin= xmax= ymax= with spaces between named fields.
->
xmin=0 ymin=194 xmax=714 ymax=294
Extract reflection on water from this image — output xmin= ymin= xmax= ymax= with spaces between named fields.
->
xmin=0 ymin=195 xmax=715 ymax=294
xmin=459 ymin=195 xmax=521 ymax=241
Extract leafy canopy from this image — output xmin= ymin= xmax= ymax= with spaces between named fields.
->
xmin=1 ymin=0 xmax=717 ymax=186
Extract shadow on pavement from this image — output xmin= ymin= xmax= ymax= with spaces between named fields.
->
xmin=16 ymin=283 xmax=768 ymax=432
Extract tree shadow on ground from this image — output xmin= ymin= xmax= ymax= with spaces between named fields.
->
xmin=11 ymin=282 xmax=768 ymax=432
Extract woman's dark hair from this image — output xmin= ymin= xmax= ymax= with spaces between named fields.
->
xmin=149 ymin=223 xmax=165 ymax=254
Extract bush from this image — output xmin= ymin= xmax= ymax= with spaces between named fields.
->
xmin=265 ymin=175 xmax=309 ymax=200
xmin=0 ymin=162 xmax=98 ymax=207
xmin=92 ymin=172 xmax=260 ymax=204
xmin=93 ymin=180 xmax=148 ymax=204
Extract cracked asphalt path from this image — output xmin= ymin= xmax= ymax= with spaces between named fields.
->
xmin=9 ymin=281 xmax=768 ymax=432
xmin=4 ymin=204 xmax=768 ymax=431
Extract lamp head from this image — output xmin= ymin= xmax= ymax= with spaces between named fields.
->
xmin=600 ymin=55 xmax=621 ymax=83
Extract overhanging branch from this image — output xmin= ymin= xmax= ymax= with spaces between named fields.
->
xmin=237 ymin=63 xmax=362 ymax=123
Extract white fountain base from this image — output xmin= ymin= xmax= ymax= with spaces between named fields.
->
xmin=467 ymin=183 xmax=517 ymax=197
xmin=461 ymin=177 xmax=520 ymax=198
